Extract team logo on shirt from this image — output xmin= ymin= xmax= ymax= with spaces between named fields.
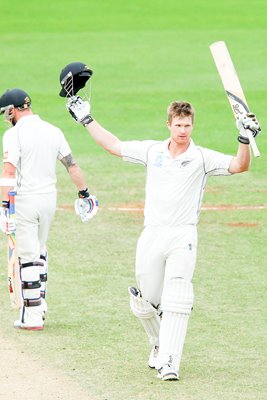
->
xmin=154 ymin=154 xmax=163 ymax=168
xmin=3 ymin=151 xmax=8 ymax=160
xmin=181 ymin=158 xmax=193 ymax=167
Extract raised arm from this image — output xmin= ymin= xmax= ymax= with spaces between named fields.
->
xmin=67 ymin=96 xmax=122 ymax=157
xmin=228 ymin=143 xmax=250 ymax=174
xmin=228 ymin=113 xmax=261 ymax=174
xmin=85 ymin=120 xmax=122 ymax=157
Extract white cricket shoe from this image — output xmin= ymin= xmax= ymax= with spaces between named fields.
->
xmin=14 ymin=306 xmax=44 ymax=330
xmin=157 ymin=363 xmax=179 ymax=381
xmin=148 ymin=345 xmax=159 ymax=369
xmin=14 ymin=320 xmax=44 ymax=331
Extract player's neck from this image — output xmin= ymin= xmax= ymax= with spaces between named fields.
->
xmin=168 ymin=139 xmax=190 ymax=158
xmin=14 ymin=109 xmax=33 ymax=122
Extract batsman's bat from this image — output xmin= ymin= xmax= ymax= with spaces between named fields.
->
xmin=7 ymin=191 xmax=22 ymax=309
xmin=210 ymin=41 xmax=260 ymax=158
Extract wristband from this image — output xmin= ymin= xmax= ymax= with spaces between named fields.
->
xmin=82 ymin=115 xmax=94 ymax=127
xmin=78 ymin=188 xmax=90 ymax=198
xmin=2 ymin=200 xmax=9 ymax=208
xmin=238 ymin=135 xmax=250 ymax=145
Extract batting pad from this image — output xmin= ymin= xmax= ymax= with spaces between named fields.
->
xmin=161 ymin=278 xmax=194 ymax=315
xmin=39 ymin=254 xmax=48 ymax=313
xmin=158 ymin=278 xmax=194 ymax=372
xmin=39 ymin=254 xmax=48 ymax=291
xmin=129 ymin=287 xmax=160 ymax=346
xmin=21 ymin=262 xmax=41 ymax=301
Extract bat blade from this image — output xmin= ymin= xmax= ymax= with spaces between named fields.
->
xmin=210 ymin=41 xmax=260 ymax=158
xmin=7 ymin=191 xmax=22 ymax=309
xmin=8 ymin=236 xmax=21 ymax=309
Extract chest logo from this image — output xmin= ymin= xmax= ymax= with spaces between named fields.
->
xmin=153 ymin=154 xmax=163 ymax=167
xmin=181 ymin=159 xmax=193 ymax=167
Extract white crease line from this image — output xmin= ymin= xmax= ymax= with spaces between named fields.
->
xmin=108 ymin=205 xmax=267 ymax=212
xmin=57 ymin=204 xmax=267 ymax=212
xmin=202 ymin=205 xmax=267 ymax=210
xmin=108 ymin=207 xmax=143 ymax=212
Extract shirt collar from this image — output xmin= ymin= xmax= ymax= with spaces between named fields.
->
xmin=15 ymin=114 xmax=39 ymax=128
xmin=163 ymin=138 xmax=196 ymax=157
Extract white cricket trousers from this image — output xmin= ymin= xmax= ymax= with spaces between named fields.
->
xmin=135 ymin=225 xmax=197 ymax=307
xmin=15 ymin=192 xmax=57 ymax=263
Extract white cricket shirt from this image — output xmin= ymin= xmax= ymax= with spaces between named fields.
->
xmin=2 ymin=115 xmax=71 ymax=194
xmin=121 ymin=138 xmax=233 ymax=226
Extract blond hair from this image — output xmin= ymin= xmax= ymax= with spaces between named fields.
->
xmin=167 ymin=101 xmax=195 ymax=124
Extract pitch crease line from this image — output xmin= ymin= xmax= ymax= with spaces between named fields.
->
xmin=107 ymin=205 xmax=267 ymax=212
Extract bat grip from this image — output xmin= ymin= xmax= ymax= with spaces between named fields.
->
xmin=247 ymin=131 xmax=260 ymax=158
xmin=8 ymin=191 xmax=16 ymax=216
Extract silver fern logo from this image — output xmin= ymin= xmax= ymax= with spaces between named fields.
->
xmin=181 ymin=158 xmax=193 ymax=167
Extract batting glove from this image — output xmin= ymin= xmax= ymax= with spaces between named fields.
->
xmin=66 ymin=96 xmax=93 ymax=127
xmin=236 ymin=113 xmax=261 ymax=144
xmin=0 ymin=207 xmax=16 ymax=234
xmin=74 ymin=189 xmax=99 ymax=222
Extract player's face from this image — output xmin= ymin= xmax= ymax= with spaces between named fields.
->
xmin=167 ymin=116 xmax=193 ymax=145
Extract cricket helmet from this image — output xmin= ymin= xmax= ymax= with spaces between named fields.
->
xmin=0 ymin=88 xmax=31 ymax=114
xmin=59 ymin=62 xmax=93 ymax=97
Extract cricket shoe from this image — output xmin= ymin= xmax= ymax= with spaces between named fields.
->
xmin=14 ymin=320 xmax=44 ymax=331
xmin=157 ymin=363 xmax=179 ymax=381
xmin=148 ymin=345 xmax=159 ymax=369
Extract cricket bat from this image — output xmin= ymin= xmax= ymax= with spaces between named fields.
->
xmin=7 ymin=191 xmax=22 ymax=309
xmin=210 ymin=41 xmax=260 ymax=158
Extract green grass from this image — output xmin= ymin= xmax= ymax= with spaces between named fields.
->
xmin=0 ymin=0 xmax=267 ymax=399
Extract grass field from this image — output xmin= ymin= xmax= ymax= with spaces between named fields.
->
xmin=0 ymin=1 xmax=267 ymax=399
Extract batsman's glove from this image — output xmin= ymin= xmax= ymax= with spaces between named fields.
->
xmin=74 ymin=188 xmax=99 ymax=222
xmin=66 ymin=96 xmax=93 ymax=127
xmin=236 ymin=113 xmax=261 ymax=144
xmin=0 ymin=205 xmax=16 ymax=235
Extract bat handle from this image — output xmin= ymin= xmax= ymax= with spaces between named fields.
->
xmin=8 ymin=191 xmax=16 ymax=216
xmin=247 ymin=131 xmax=260 ymax=158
